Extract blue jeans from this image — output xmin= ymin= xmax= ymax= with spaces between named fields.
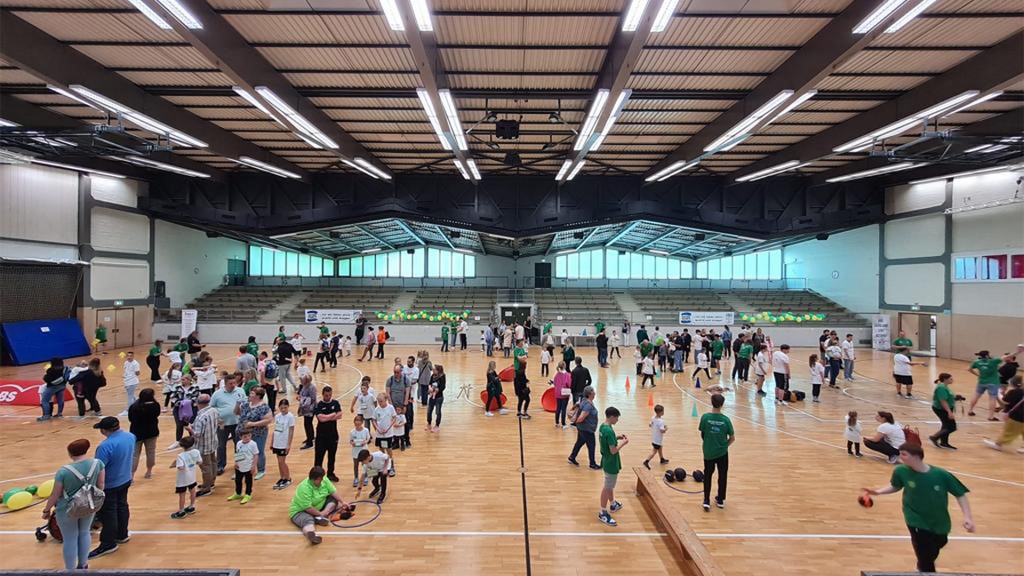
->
xmin=828 ymin=359 xmax=842 ymax=386
xmin=254 ymin=433 xmax=267 ymax=473
xmin=597 ymin=347 xmax=608 ymax=366
xmin=39 ymin=385 xmax=65 ymax=418
xmin=555 ymin=397 xmax=569 ymax=426
xmin=56 ymin=509 xmax=93 ymax=569
xmin=673 ymin=350 xmax=683 ymax=371
xmin=844 ymin=359 xmax=855 ymax=380
xmin=486 ymin=341 xmax=494 ymax=356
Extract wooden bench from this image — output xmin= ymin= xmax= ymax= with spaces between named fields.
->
xmin=633 ymin=466 xmax=727 ymax=576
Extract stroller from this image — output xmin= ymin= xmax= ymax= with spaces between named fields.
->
xmin=35 ymin=515 xmax=63 ymax=543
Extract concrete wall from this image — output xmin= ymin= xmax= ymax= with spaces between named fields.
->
xmin=154 ymin=220 xmax=247 ymax=307
xmin=782 ymin=225 xmax=880 ymax=313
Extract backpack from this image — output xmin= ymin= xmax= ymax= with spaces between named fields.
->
xmin=264 ymin=360 xmax=279 ymax=379
xmin=902 ymin=425 xmax=922 ymax=446
xmin=178 ymin=395 xmax=194 ymax=421
xmin=63 ymin=460 xmax=105 ymax=519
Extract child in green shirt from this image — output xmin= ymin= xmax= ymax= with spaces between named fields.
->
xmin=699 ymin=393 xmax=734 ymax=512
xmin=598 ymin=406 xmax=628 ymax=527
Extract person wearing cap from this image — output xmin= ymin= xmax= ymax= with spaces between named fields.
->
xmin=89 ymin=416 xmax=136 ymax=560
xmin=188 ymin=394 xmax=220 ymax=496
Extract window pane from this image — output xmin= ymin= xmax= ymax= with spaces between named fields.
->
xmin=339 ymin=258 xmax=350 ymax=277
xmin=769 ymin=249 xmax=783 ymax=280
xmin=324 ymin=259 xmax=334 ymax=276
xmin=364 ymin=254 xmax=375 ymax=277
xmin=744 ymin=253 xmax=756 ymax=280
xmin=351 ymin=256 xmax=363 ymax=277
xmin=440 ymin=250 xmax=451 ymax=277
xmin=401 ymin=251 xmax=413 ymax=278
xmin=1012 ymin=255 xmax=1024 ymax=279
xmin=413 ymin=248 xmax=425 ymax=277
xmin=556 ymin=255 xmax=567 ymax=278
xmin=386 ymin=252 xmax=399 ymax=277
xmin=963 ymin=257 xmax=976 ymax=279
xmin=579 ymin=250 xmax=591 ymax=278
xmin=757 ymin=252 xmax=770 ymax=280
xmin=696 ymin=260 xmax=707 ymax=279
xmin=262 ymin=249 xmax=275 ymax=277
xmin=286 ymin=252 xmax=298 ymax=276
xmin=249 ymin=246 xmax=262 ymax=276
xmin=680 ymin=260 xmax=693 ymax=279
xmin=311 ymin=256 xmax=323 ymax=277
xmin=643 ymin=254 xmax=655 ymax=279
xmin=298 ymin=254 xmax=310 ymax=277
xmin=567 ymin=252 xmax=579 ymax=279
xmin=720 ymin=256 xmax=732 ymax=280
xmin=655 ymin=256 xmax=668 ymax=280
xmin=452 ymin=252 xmax=464 ymax=277
xmin=375 ymin=254 xmax=387 ymax=277
xmin=619 ymin=252 xmax=630 ymax=279
xmin=606 ymin=250 xmax=618 ymax=279
xmin=591 ymin=250 xmax=603 ymax=279
xmin=668 ymin=258 xmax=680 ymax=279
xmin=427 ymin=248 xmax=440 ymax=277
xmin=465 ymin=255 xmax=476 ymax=277
xmin=709 ymin=258 xmax=721 ymax=280
xmin=954 ymin=257 xmax=965 ymax=280
xmin=630 ymin=253 xmax=643 ymax=279
xmin=732 ymin=255 xmax=744 ymax=279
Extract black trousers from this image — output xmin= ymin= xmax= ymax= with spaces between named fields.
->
xmin=569 ymin=429 xmax=597 ymax=467
xmin=329 ymin=349 xmax=338 ymax=367
xmin=264 ymin=387 xmax=277 ymax=414
xmin=460 ymin=333 xmax=467 ymax=350
xmin=828 ymin=359 xmax=842 ymax=386
xmin=517 ymin=393 xmax=530 ymax=414
xmin=682 ymin=348 xmax=691 ymax=364
xmin=864 ymin=438 xmax=899 ymax=458
xmin=812 ymin=383 xmax=821 ymax=399
xmin=315 ymin=434 xmax=338 ymax=476
xmin=217 ymin=424 xmax=238 ymax=471
xmin=146 ymin=355 xmax=161 ymax=381
xmin=76 ymin=388 xmax=100 ymax=416
xmin=908 ymin=525 xmax=948 ymax=573
xmin=427 ymin=397 xmax=443 ymax=427
xmin=404 ymin=402 xmax=414 ymax=445
xmin=98 ymin=482 xmax=130 ymax=547
xmin=931 ymin=406 xmax=957 ymax=445
xmin=541 ymin=364 xmax=549 ymax=376
xmin=732 ymin=358 xmax=750 ymax=380
xmin=371 ymin=472 xmax=388 ymax=499
xmin=314 ymin=352 xmax=328 ymax=372
xmin=419 ymin=384 xmax=429 ymax=406
xmin=303 ymin=415 xmax=315 ymax=445
xmin=234 ymin=470 xmax=253 ymax=495
xmin=703 ymin=454 xmax=729 ymax=504
xmin=375 ymin=343 xmax=385 ymax=359
xmin=485 ymin=390 xmax=502 ymax=412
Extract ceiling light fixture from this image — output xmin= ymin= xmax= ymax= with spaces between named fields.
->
xmin=649 ymin=249 xmax=670 ymax=255
xmin=646 ymin=159 xmax=698 ymax=182
xmin=0 ymin=149 xmax=126 ymax=178
xmin=944 ymin=196 xmax=1023 ymax=215
xmin=254 ymin=86 xmax=338 ymax=149
xmin=825 ymin=162 xmax=921 ymax=183
xmin=125 ymin=0 xmax=171 ymax=29
xmin=574 ymin=89 xmax=609 ymax=151
xmin=415 ymin=88 xmax=451 ymax=151
xmin=566 ymin=160 xmax=587 ymax=181
xmin=651 ymin=0 xmax=679 ymax=33
xmin=833 ymin=91 xmax=980 ymax=153
xmin=704 ymin=90 xmax=793 ymax=153
xmin=342 ymin=158 xmax=377 ymax=179
xmin=235 ymin=156 xmax=302 ymax=179
xmin=885 ymin=0 xmax=936 ymax=33
xmin=555 ymin=159 xmax=573 ymax=181
xmin=110 ymin=155 xmax=210 ymax=178
xmin=453 ymin=159 xmax=470 ymax=180
xmin=362 ymin=248 xmax=382 ymax=254
xmin=154 ymin=0 xmax=203 ymax=29
xmin=380 ymin=0 xmax=404 ymax=31
xmin=963 ymin=144 xmax=994 ymax=154
xmin=454 ymin=248 xmax=473 ymax=254
xmin=941 ymin=91 xmax=1004 ymax=117
xmin=438 ymin=90 xmax=468 ymax=151
xmin=0 ymin=119 xmax=18 ymax=127
xmin=232 ymin=86 xmax=285 ymax=127
xmin=556 ymin=249 xmax=578 ymax=255
xmin=466 ymin=158 xmax=481 ymax=180
xmin=590 ymin=89 xmax=632 ymax=152
xmin=622 ymin=0 xmax=650 ymax=32
xmin=734 ymin=160 xmax=804 ymax=183
xmin=47 ymin=85 xmax=98 ymax=108
xmin=910 ymin=163 xmax=1024 ymax=185
xmin=765 ymin=90 xmax=817 ymax=126
xmin=354 ymin=157 xmax=393 ymax=180
xmin=409 ymin=0 xmax=433 ymax=31
xmin=853 ymin=0 xmax=908 ymax=34
xmin=67 ymin=85 xmax=208 ymax=147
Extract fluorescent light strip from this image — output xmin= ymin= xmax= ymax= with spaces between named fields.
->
xmin=0 ymin=150 xmax=127 ymax=179
xmin=964 ymin=144 xmax=993 ymax=154
xmin=111 ymin=156 xmax=210 ymax=178
xmin=574 ymin=89 xmax=609 ymax=151
xmin=47 ymin=85 xmax=98 ymax=108
xmin=362 ymin=248 xmax=381 ymax=254
xmin=380 ymin=0 xmax=404 ymax=31
xmin=354 ymin=157 xmax=392 ymax=180
xmin=155 ymin=0 xmax=203 ymax=29
xmin=0 ymin=119 xmax=18 ymax=127
xmin=566 ymin=160 xmax=586 ymax=181
xmin=342 ymin=158 xmax=377 ymax=179
xmin=453 ymin=159 xmax=470 ymax=180
xmin=853 ymin=0 xmax=907 ymax=34
xmin=466 ymin=159 xmax=481 ymax=180
xmin=734 ymin=160 xmax=802 ymax=182
xmin=885 ymin=0 xmax=936 ymax=33
xmin=766 ymin=90 xmax=817 ymax=126
xmin=254 ymin=86 xmax=338 ymax=149
xmin=294 ymin=132 xmax=324 ymax=150
xmin=825 ymin=162 xmax=919 ymax=183
xmin=68 ymin=85 xmax=131 ymax=114
xmin=657 ymin=159 xmax=699 ymax=181
xmin=438 ymin=90 xmax=467 ymax=151
xmin=649 ymin=249 xmax=670 ymax=255
xmin=834 ymin=91 xmax=980 ymax=153
xmin=910 ymin=164 xmax=1024 ymax=185
xmin=942 ymin=91 xmax=1004 ymax=117
xmin=232 ymin=86 xmax=285 ymax=127
xmin=67 ymin=85 xmax=207 ymax=147
xmin=236 ymin=156 xmax=301 ymax=179
xmin=556 ymin=249 xmax=577 ymax=255
xmin=981 ymin=144 xmax=1010 ymax=154
xmin=416 ymin=88 xmax=451 ymax=151
xmin=410 ymin=0 xmax=433 ymax=31
xmin=704 ymin=90 xmax=793 ymax=153
xmin=944 ymin=196 xmax=1024 ymax=215
xmin=591 ymin=89 xmax=632 ymax=152
xmin=622 ymin=0 xmax=650 ymax=32
xmin=454 ymin=248 xmax=473 ymax=254
xmin=125 ymin=0 xmax=171 ymax=29
xmin=555 ymin=159 xmax=573 ymax=181
xmin=645 ymin=159 xmax=689 ymax=182
xmin=651 ymin=0 xmax=678 ymax=32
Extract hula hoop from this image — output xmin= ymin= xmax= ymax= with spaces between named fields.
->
xmin=0 ymin=498 xmax=44 ymax=515
xmin=662 ymin=477 xmax=704 ymax=495
xmin=328 ymin=499 xmax=382 ymax=529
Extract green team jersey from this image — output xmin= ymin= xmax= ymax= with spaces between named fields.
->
xmin=699 ymin=412 xmax=733 ymax=460
xmin=319 ymin=326 xmax=330 ymax=336
xmin=246 ymin=342 xmax=259 ymax=357
xmin=599 ymin=423 xmax=621 ymax=475
xmin=890 ymin=465 xmax=968 ymax=535
xmin=173 ymin=342 xmax=189 ymax=353
xmin=513 ymin=346 xmax=527 ymax=370
xmin=595 ymin=322 xmax=605 ymax=335
xmin=738 ymin=343 xmax=753 ymax=359
xmin=149 ymin=345 xmax=161 ymax=357
xmin=95 ymin=327 xmax=107 ymax=342
xmin=640 ymin=342 xmax=653 ymax=358
xmin=932 ymin=383 xmax=955 ymax=411
xmin=711 ymin=340 xmax=724 ymax=359
xmin=893 ymin=337 xmax=913 ymax=348
xmin=543 ymin=322 xmax=552 ymax=335
xmin=971 ymin=358 xmax=1002 ymax=385
xmin=441 ymin=325 xmax=449 ymax=338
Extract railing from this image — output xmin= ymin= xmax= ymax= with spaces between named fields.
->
xmin=521 ymin=277 xmax=806 ymax=290
xmin=496 ymin=288 xmax=535 ymax=303
xmin=241 ymin=275 xmax=807 ymax=290
xmin=243 ymin=276 xmax=512 ymax=288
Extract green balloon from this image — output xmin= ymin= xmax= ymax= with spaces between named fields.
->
xmin=2 ymin=488 xmax=21 ymax=504
xmin=25 ymin=485 xmax=37 ymax=495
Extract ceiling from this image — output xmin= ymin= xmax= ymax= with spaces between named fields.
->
xmin=0 ymin=0 xmax=1022 ymax=183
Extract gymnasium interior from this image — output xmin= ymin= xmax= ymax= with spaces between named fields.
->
xmin=0 ymin=0 xmax=1023 ymax=575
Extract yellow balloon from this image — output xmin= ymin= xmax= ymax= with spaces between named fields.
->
xmin=118 ymin=352 xmax=126 ymax=358
xmin=4 ymin=491 xmax=32 ymax=510
xmin=36 ymin=479 xmax=54 ymax=499
xmin=107 ymin=364 xmax=117 ymax=372
xmin=43 ymin=364 xmax=51 ymax=370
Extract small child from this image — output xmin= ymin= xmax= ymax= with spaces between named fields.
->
xmin=480 ymin=330 xmax=486 ymax=352
xmin=356 ymin=448 xmax=391 ymax=505
xmin=296 ymin=357 xmax=311 ymax=382
xmin=394 ymin=405 xmax=408 ymax=451
xmin=349 ymin=415 xmax=371 ymax=487
xmin=844 ymin=410 xmax=862 ymax=457
xmin=657 ymin=342 xmax=669 ymax=373
xmin=809 ymin=354 xmax=825 ymax=403
xmin=291 ymin=333 xmax=306 ymax=356
xmin=228 ymin=429 xmax=259 ymax=504
xmin=121 ymin=351 xmax=141 ymax=416
xmin=633 ymin=346 xmax=643 ymax=376
xmin=597 ymin=406 xmax=628 ymax=527
xmin=271 ymin=399 xmax=295 ymax=490
xmin=692 ymin=351 xmax=711 ymax=383
xmin=372 ymin=393 xmax=397 ymax=477
xmin=642 ymin=404 xmax=669 ymax=469
xmin=641 ymin=354 xmax=656 ymax=388
xmin=350 ymin=377 xmax=377 ymax=436
xmin=343 ymin=336 xmax=353 ymax=356
xmin=314 ymin=335 xmax=330 ymax=373
xmin=193 ymin=357 xmax=217 ymax=395
xmin=163 ymin=362 xmax=183 ymax=411
xmin=540 ymin=347 xmax=552 ymax=377
xmin=171 ymin=436 xmax=200 ymax=519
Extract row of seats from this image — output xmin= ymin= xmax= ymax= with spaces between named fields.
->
xmin=534 ymin=289 xmax=622 ymax=324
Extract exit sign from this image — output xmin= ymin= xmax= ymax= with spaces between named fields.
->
xmin=113 ymin=300 xmax=124 ymax=306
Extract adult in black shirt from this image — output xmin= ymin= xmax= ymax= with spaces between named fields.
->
xmin=818 ymin=330 xmax=830 ymax=355
xmin=731 ymin=336 xmax=745 ymax=380
xmin=999 ymin=354 xmax=1019 ymax=385
xmin=187 ymin=330 xmax=205 ymax=364
xmin=570 ymin=357 xmax=592 ymax=405
xmin=355 ymin=314 xmax=367 ymax=348
xmin=69 ymin=358 xmax=105 ymax=416
xmin=274 ymin=337 xmax=298 ymax=394
xmin=314 ymin=386 xmax=342 ymax=482
xmin=985 ymin=376 xmax=1022 ymax=451
xmin=596 ymin=332 xmax=609 ymax=367
xmin=128 ymin=388 xmax=161 ymax=479
xmin=514 ymin=360 xmax=531 ymax=418
xmin=681 ymin=330 xmax=692 ymax=364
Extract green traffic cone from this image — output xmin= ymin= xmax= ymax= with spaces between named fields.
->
xmin=691 ymin=402 xmax=699 ymax=418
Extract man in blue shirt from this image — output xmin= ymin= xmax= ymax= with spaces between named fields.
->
xmin=211 ymin=375 xmax=247 ymax=473
xmin=90 ymin=416 xmax=136 ymax=559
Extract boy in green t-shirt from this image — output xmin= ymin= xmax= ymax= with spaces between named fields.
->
xmin=710 ymin=335 xmax=725 ymax=376
xmin=861 ymin=443 xmax=974 ymax=573
xmin=440 ymin=324 xmax=450 ymax=352
xmin=968 ymin=350 xmax=1003 ymax=420
xmin=698 ymin=393 xmax=734 ymax=512
xmin=513 ymin=341 xmax=528 ymax=371
xmin=598 ymin=406 xmax=628 ymax=527
xmin=94 ymin=325 xmax=108 ymax=354
xmin=892 ymin=331 xmax=913 ymax=349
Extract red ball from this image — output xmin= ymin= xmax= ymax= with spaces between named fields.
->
xmin=858 ymin=494 xmax=873 ymax=508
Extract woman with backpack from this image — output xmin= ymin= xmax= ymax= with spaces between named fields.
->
xmin=42 ymin=438 xmax=106 ymax=570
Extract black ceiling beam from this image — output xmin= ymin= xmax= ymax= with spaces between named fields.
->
xmin=0 ymin=9 xmax=307 ymax=180
xmin=734 ymin=33 xmax=1024 ymax=181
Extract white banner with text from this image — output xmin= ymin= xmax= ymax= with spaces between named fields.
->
xmin=678 ymin=311 xmax=736 ymax=325
xmin=304 ymin=309 xmax=362 ymax=324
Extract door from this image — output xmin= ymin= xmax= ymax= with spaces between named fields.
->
xmin=534 ymin=262 xmax=552 ymax=289
xmin=95 ymin=309 xmax=115 ymax=353
xmin=114 ymin=308 xmax=135 ymax=349
xmin=501 ymin=306 xmax=531 ymax=327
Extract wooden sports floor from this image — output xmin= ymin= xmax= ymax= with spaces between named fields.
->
xmin=0 ymin=342 xmax=1021 ymax=575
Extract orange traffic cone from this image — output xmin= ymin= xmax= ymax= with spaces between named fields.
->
xmin=625 ymin=376 xmax=631 ymax=391
xmin=647 ymin=393 xmax=655 ymax=408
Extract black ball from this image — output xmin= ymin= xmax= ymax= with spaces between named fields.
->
xmin=338 ymin=510 xmax=353 ymax=520
xmin=664 ymin=470 xmax=676 ymax=483
xmin=692 ymin=470 xmax=705 ymax=483
xmin=674 ymin=468 xmax=687 ymax=482
xmin=35 ymin=528 xmax=46 ymax=542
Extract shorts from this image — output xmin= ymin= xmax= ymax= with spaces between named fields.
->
xmin=603 ymin=473 xmax=618 ymax=491
xmin=894 ymin=374 xmax=913 ymax=386
xmin=272 ymin=448 xmax=288 ymax=456
xmin=291 ymin=511 xmax=317 ymax=529
xmin=976 ymin=383 xmax=1000 ymax=397
xmin=651 ymin=443 xmax=662 ymax=449
xmin=375 ymin=437 xmax=392 ymax=449
xmin=175 ymin=482 xmax=197 ymax=494
xmin=773 ymin=372 xmax=788 ymax=390
xmin=363 ymin=417 xmax=375 ymax=428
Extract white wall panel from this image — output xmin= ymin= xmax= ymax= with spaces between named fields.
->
xmin=0 ymin=238 xmax=79 ymax=261
xmin=154 ymin=220 xmax=246 ymax=307
xmin=884 ymin=213 xmax=945 ymax=259
xmin=884 ymin=263 xmax=945 ymax=306
xmin=90 ymin=257 xmax=149 ymax=300
xmin=952 ymin=171 xmax=1024 ymax=252
xmin=91 ymin=175 xmax=142 ymax=208
xmin=0 ymin=163 xmax=78 ymax=245
xmin=90 ymin=206 xmax=150 ymax=254
xmin=886 ymin=181 xmax=945 ymax=215
xmin=953 ymin=283 xmax=1024 ymax=318
xmin=783 ymin=225 xmax=880 ymax=313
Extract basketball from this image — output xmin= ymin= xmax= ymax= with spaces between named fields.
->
xmin=691 ymin=470 xmax=705 ymax=483
xmin=673 ymin=468 xmax=687 ymax=482
xmin=664 ymin=471 xmax=676 ymax=483
xmin=858 ymin=494 xmax=873 ymax=509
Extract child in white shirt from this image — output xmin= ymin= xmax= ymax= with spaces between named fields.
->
xmin=163 ymin=363 xmax=183 ymax=411
xmin=844 ymin=410 xmax=862 ymax=457
xmin=357 ymin=449 xmax=392 ymax=504
xmin=296 ymin=357 xmax=312 ymax=381
xmin=271 ymin=399 xmax=295 ymax=490
xmin=343 ymin=336 xmax=353 ymax=356
xmin=193 ymin=358 xmax=217 ymax=395
xmin=643 ymin=404 xmax=669 ymax=469
xmin=372 ymin=394 xmax=397 ymax=476
xmin=171 ymin=436 xmax=201 ymax=519
xmin=809 ymin=354 xmax=825 ymax=403
xmin=349 ymin=415 xmax=371 ymax=488
xmin=633 ymin=346 xmax=643 ymax=376
xmin=641 ymin=355 xmax=656 ymax=388
xmin=394 ymin=406 xmax=407 ymax=451
xmin=692 ymin=351 xmax=711 ymax=383
xmin=229 ymin=430 xmax=260 ymax=503
xmin=122 ymin=352 xmax=141 ymax=415
xmin=540 ymin=348 xmax=552 ymax=377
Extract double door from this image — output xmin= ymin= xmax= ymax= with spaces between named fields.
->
xmin=95 ymin=308 xmax=135 ymax=350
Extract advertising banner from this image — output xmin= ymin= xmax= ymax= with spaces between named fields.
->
xmin=872 ymin=315 xmax=891 ymax=351
xmin=180 ymin=309 xmax=198 ymax=339
xmin=678 ymin=311 xmax=736 ymax=325
xmin=305 ymin=309 xmax=362 ymax=324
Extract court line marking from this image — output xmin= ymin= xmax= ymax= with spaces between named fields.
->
xmin=670 ymin=373 xmax=1024 ymax=489
xmin=696 ymin=533 xmax=1024 ymax=542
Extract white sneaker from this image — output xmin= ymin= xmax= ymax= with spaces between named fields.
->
xmin=983 ymin=439 xmax=1002 ymax=451
xmin=118 ymin=410 xmax=129 ymax=416
xmin=562 ymin=425 xmax=570 ymax=429
xmin=499 ymin=409 xmax=509 ymax=415
xmin=485 ymin=412 xmax=494 ymax=417
xmin=167 ymin=441 xmax=180 ymax=450
xmin=887 ymin=455 xmax=899 ymax=464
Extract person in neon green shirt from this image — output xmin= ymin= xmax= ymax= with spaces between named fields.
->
xmin=597 ymin=406 xmax=628 ymax=527
xmin=928 ymin=373 xmax=958 ymax=449
xmin=513 ymin=341 xmax=528 ymax=371
xmin=289 ymin=466 xmax=351 ymax=545
xmin=893 ymin=331 xmax=913 ymax=349
xmin=699 ymin=393 xmax=734 ymax=512
xmin=967 ymin=350 xmax=1002 ymax=420
xmin=594 ymin=321 xmax=605 ymax=335
xmin=710 ymin=336 xmax=725 ymax=376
